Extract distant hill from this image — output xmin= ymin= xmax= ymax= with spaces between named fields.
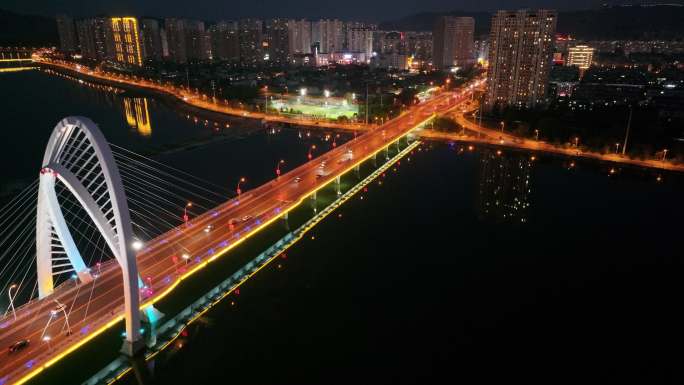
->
xmin=0 ymin=9 xmax=58 ymax=46
xmin=379 ymin=5 xmax=684 ymax=40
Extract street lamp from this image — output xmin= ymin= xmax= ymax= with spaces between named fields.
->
xmin=53 ymin=299 xmax=71 ymax=335
xmin=534 ymin=129 xmax=539 ymax=141
xmin=276 ymin=159 xmax=285 ymax=178
xmin=574 ymin=136 xmax=579 ymax=147
xmin=6 ymin=284 xmax=18 ymax=321
xmin=236 ymin=177 xmax=246 ymax=196
xmin=300 ymin=88 xmax=307 ymax=97
xmin=43 ymin=335 xmax=52 ymax=350
xmin=183 ymin=202 xmax=192 ymax=224
xmin=662 ymin=149 xmax=669 ymax=162
xmin=615 ymin=142 xmax=620 ymax=154
xmin=500 ymin=121 xmax=505 ymax=133
xmin=132 ymin=240 xmax=143 ymax=251
xmin=263 ymin=86 xmax=268 ymax=114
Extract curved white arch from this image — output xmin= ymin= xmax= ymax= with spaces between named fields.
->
xmin=36 ymin=116 xmax=142 ymax=352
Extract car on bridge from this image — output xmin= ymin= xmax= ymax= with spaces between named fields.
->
xmin=8 ymin=339 xmax=29 ymax=354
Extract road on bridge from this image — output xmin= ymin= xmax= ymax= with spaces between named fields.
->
xmin=0 ymin=81 xmax=476 ymax=385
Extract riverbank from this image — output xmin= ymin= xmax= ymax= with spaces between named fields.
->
xmin=429 ymin=101 xmax=684 ymax=173
xmin=35 ymin=59 xmax=369 ymax=132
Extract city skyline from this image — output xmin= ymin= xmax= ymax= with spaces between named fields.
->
xmin=1 ymin=0 xmax=651 ymax=22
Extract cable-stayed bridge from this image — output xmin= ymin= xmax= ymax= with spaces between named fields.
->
xmin=0 ymin=83 xmax=476 ymax=385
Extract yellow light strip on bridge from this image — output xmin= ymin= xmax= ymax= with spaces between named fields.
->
xmin=108 ymin=140 xmax=423 ymax=384
xmin=0 ymin=67 xmax=37 ymax=73
xmin=11 ymin=109 xmax=437 ymax=385
xmin=0 ymin=59 xmax=33 ymax=62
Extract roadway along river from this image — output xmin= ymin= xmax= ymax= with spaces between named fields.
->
xmin=2 ymin=68 xmax=684 ymax=384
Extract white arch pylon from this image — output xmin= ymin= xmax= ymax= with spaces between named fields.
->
xmin=36 ymin=116 xmax=143 ymax=355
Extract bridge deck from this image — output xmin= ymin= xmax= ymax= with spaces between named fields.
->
xmin=0 ymin=85 xmax=472 ymax=385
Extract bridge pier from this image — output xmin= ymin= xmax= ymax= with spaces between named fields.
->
xmin=121 ymin=337 xmax=147 ymax=357
xmin=128 ymin=353 xmax=154 ymax=384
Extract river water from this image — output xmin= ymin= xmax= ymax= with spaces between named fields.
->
xmin=2 ymin=69 xmax=683 ymax=384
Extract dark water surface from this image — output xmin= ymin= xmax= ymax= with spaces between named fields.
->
xmin=118 ymin=142 xmax=684 ymax=385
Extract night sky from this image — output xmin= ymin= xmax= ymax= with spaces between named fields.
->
xmin=3 ymin=0 xmax=628 ymax=21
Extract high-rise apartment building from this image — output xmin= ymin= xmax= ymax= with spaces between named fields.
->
xmin=184 ymin=20 xmax=210 ymax=61
xmin=265 ymin=19 xmax=289 ymax=64
xmin=76 ymin=17 xmax=108 ymax=61
xmin=288 ymin=19 xmax=312 ymax=55
xmin=432 ymin=16 xmax=475 ymax=69
xmin=109 ymin=17 xmax=145 ymax=66
xmin=238 ymin=19 xmax=263 ymax=65
xmin=406 ymin=31 xmax=432 ymax=60
xmin=346 ymin=27 xmax=373 ymax=56
xmin=141 ymin=18 xmax=163 ymax=61
xmin=566 ymin=45 xmax=594 ymax=70
xmin=485 ymin=9 xmax=557 ymax=111
xmin=209 ymin=21 xmax=240 ymax=62
xmin=164 ymin=18 xmax=187 ymax=63
xmin=317 ymin=19 xmax=344 ymax=53
xmin=56 ymin=14 xmax=78 ymax=53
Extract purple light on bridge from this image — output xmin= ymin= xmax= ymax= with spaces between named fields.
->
xmin=212 ymin=211 xmax=219 ymax=217
xmin=195 ymin=256 xmax=201 ymax=263
xmin=219 ymin=240 xmax=229 ymax=248
xmin=81 ymin=325 xmax=91 ymax=335
xmin=245 ymin=226 xmax=251 ymax=232
xmin=255 ymin=219 xmax=262 ymax=225
xmin=0 ymin=321 xmax=9 ymax=329
xmin=274 ymin=207 xmax=281 ymax=214
xmin=164 ymin=276 xmax=171 ymax=284
xmin=0 ymin=375 xmax=8 ymax=385
xmin=234 ymin=232 xmax=241 ymax=239
xmin=207 ymin=248 xmax=215 ymax=256
xmin=25 ymin=360 xmax=36 ymax=369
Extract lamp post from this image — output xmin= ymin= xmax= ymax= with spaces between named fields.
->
xmin=53 ymin=300 xmax=71 ymax=335
xmin=6 ymin=284 xmax=18 ymax=321
xmin=574 ymin=136 xmax=579 ymax=147
xmin=43 ymin=335 xmax=52 ymax=351
xmin=500 ymin=121 xmax=505 ymax=133
xmin=622 ymin=105 xmax=633 ymax=155
xmin=615 ymin=142 xmax=620 ymax=154
xmin=263 ymin=85 xmax=268 ymax=114
xmin=183 ymin=202 xmax=192 ymax=224
xmin=236 ymin=177 xmax=246 ymax=196
xmin=662 ymin=149 xmax=669 ymax=162
xmin=276 ymin=159 xmax=284 ymax=178
xmin=535 ymin=129 xmax=540 ymax=141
